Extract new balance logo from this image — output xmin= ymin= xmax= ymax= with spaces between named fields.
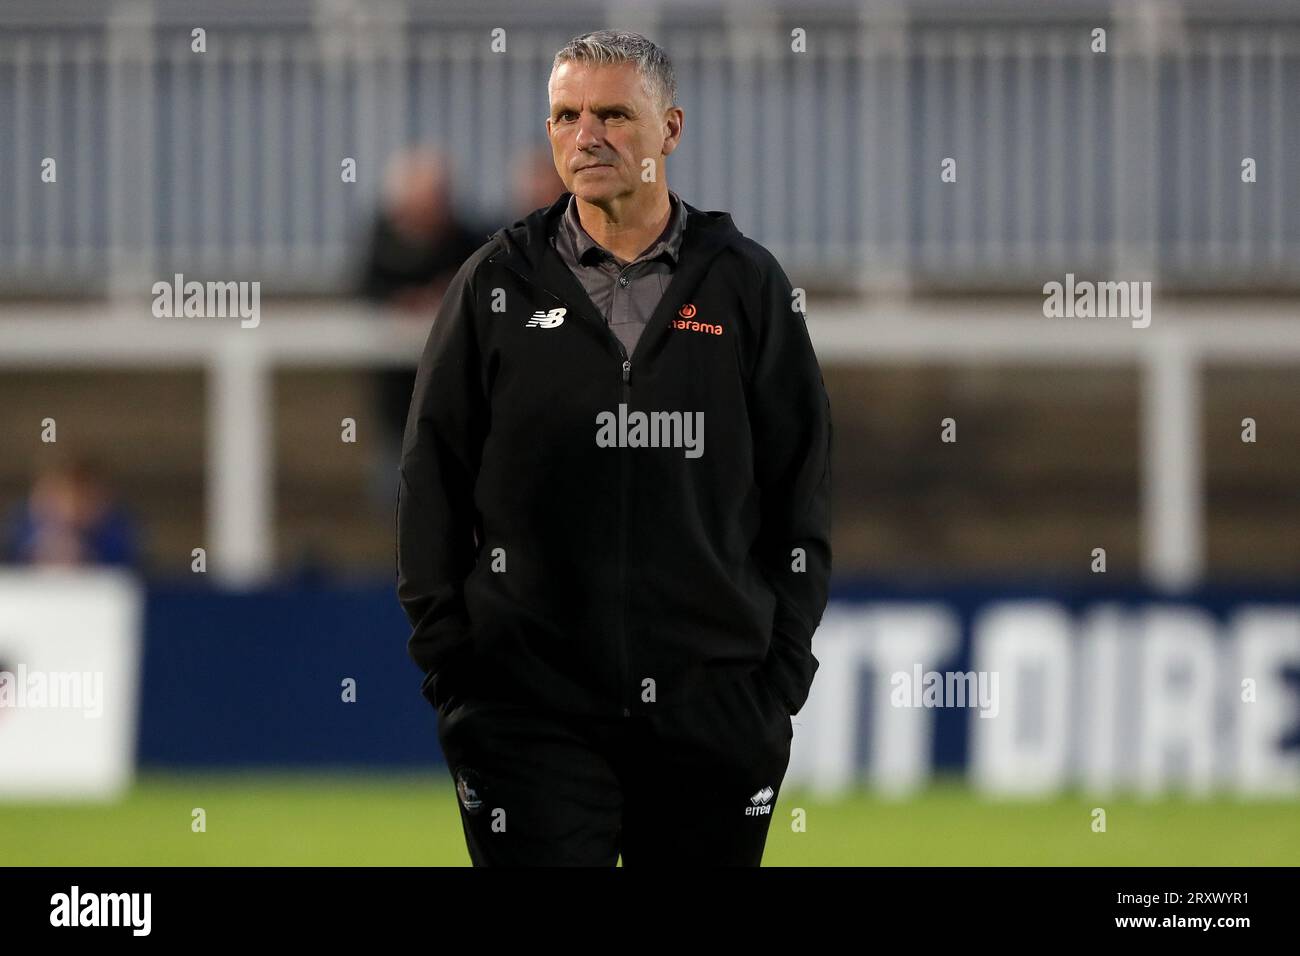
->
xmin=745 ymin=786 xmax=775 ymax=816
xmin=526 ymin=307 xmax=566 ymax=328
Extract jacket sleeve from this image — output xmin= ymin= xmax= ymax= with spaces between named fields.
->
xmin=748 ymin=252 xmax=833 ymax=716
xmin=396 ymin=255 xmax=488 ymax=692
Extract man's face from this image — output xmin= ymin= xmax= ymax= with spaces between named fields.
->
xmin=546 ymin=61 xmax=675 ymax=205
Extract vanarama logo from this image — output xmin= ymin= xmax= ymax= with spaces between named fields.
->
xmin=671 ymin=303 xmax=722 ymax=335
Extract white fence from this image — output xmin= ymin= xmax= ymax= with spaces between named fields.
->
xmin=0 ymin=0 xmax=1298 ymax=294
xmin=3 ymin=298 xmax=1298 ymax=589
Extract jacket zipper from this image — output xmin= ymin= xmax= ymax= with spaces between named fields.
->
xmin=617 ymin=347 xmax=631 ymax=718
xmin=495 ymin=256 xmax=634 ymax=719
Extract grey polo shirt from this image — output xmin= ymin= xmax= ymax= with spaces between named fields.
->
xmin=550 ymin=189 xmax=687 ymax=359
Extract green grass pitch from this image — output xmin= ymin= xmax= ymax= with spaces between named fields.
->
xmin=2 ymin=772 xmax=1296 ymax=866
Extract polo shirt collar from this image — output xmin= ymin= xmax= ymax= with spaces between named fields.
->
xmin=562 ymin=189 xmax=686 ymax=267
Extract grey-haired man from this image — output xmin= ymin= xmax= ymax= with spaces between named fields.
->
xmin=398 ymin=29 xmax=832 ymax=866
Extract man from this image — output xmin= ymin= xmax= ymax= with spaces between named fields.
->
xmin=358 ymin=148 xmax=487 ymax=513
xmin=509 ymin=144 xmax=567 ymax=220
xmin=3 ymin=456 xmax=139 ymax=568
xmin=396 ymin=30 xmax=832 ymax=866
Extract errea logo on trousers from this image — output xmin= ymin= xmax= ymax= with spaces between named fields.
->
xmin=745 ymin=786 xmax=775 ymax=816
xmin=526 ymin=307 xmax=566 ymax=328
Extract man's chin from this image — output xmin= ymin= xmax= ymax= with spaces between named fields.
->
xmin=569 ymin=180 xmax=626 ymax=205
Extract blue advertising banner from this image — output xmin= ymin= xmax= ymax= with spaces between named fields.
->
xmin=136 ymin=578 xmax=1300 ymax=798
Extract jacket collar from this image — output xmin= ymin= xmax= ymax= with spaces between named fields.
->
xmin=488 ymin=191 xmax=742 ymax=362
xmin=492 ymin=190 xmax=739 ymax=274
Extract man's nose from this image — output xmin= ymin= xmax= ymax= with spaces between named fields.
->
xmin=574 ymin=114 xmax=602 ymax=151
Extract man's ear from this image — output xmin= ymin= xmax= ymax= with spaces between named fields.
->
xmin=661 ymin=107 xmax=683 ymax=157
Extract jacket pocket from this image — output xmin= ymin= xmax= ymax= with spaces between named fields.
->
xmin=420 ymin=642 xmax=478 ymax=713
xmin=749 ymin=664 xmax=797 ymax=726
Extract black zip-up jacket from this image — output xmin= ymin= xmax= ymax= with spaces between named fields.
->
xmin=396 ymin=191 xmax=832 ymax=719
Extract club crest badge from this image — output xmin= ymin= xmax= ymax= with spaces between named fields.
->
xmin=455 ymin=767 xmax=485 ymax=815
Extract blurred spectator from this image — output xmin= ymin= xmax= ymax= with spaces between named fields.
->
xmin=2 ymin=455 xmax=140 ymax=568
xmin=510 ymin=145 xmax=566 ymax=219
xmin=357 ymin=147 xmax=487 ymax=510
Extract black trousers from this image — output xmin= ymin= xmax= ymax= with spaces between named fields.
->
xmin=434 ymin=667 xmax=794 ymax=866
